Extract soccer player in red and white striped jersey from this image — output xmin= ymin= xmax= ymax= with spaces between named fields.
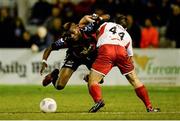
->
xmin=68 ymin=14 xmax=160 ymax=113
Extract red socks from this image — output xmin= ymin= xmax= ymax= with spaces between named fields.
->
xmin=88 ymin=83 xmax=152 ymax=109
xmin=135 ymin=85 xmax=152 ymax=109
xmin=88 ymin=83 xmax=102 ymax=103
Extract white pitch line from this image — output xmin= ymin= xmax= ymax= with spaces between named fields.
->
xmin=1 ymin=111 xmax=180 ymax=114
xmin=96 ymin=111 xmax=180 ymax=114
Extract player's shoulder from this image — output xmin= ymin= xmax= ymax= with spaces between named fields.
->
xmin=103 ymin=22 xmax=124 ymax=29
xmin=98 ymin=22 xmax=115 ymax=30
xmin=104 ymin=22 xmax=116 ymax=26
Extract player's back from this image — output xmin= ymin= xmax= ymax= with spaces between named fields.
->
xmin=97 ymin=22 xmax=132 ymax=48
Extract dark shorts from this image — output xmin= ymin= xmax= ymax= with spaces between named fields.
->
xmin=62 ymin=51 xmax=97 ymax=71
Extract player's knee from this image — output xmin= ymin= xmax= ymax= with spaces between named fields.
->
xmin=55 ymin=85 xmax=65 ymax=90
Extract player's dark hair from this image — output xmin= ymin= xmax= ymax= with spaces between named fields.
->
xmin=63 ymin=22 xmax=76 ymax=31
xmin=62 ymin=22 xmax=75 ymax=41
xmin=63 ymin=22 xmax=71 ymax=31
xmin=115 ymin=14 xmax=128 ymax=29
xmin=63 ymin=22 xmax=76 ymax=36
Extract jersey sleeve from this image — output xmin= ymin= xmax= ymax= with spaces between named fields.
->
xmin=51 ymin=38 xmax=65 ymax=50
xmin=80 ymin=19 xmax=105 ymax=34
xmin=126 ymin=38 xmax=133 ymax=56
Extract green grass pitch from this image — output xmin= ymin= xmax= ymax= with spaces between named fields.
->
xmin=0 ymin=85 xmax=180 ymax=120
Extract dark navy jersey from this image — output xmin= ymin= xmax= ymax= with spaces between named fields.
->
xmin=51 ymin=18 xmax=104 ymax=59
xmin=51 ymin=35 xmax=96 ymax=59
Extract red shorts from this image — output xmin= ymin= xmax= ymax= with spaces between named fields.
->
xmin=92 ymin=44 xmax=134 ymax=75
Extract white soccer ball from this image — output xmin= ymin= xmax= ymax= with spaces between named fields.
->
xmin=40 ymin=98 xmax=57 ymax=113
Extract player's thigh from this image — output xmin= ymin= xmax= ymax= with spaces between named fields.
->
xmin=90 ymin=55 xmax=113 ymax=84
xmin=88 ymin=69 xmax=104 ymax=85
xmin=56 ymin=67 xmax=74 ymax=86
xmin=125 ymin=69 xmax=142 ymax=88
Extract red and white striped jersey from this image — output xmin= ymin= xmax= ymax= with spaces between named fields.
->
xmin=97 ymin=22 xmax=133 ymax=56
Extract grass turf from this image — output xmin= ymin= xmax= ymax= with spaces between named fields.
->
xmin=0 ymin=85 xmax=180 ymax=120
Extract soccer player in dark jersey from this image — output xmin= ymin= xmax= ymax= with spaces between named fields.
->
xmin=40 ymin=14 xmax=109 ymax=90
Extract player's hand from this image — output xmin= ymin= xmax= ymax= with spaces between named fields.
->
xmin=91 ymin=13 xmax=99 ymax=20
xmin=40 ymin=61 xmax=48 ymax=75
xmin=84 ymin=15 xmax=95 ymax=23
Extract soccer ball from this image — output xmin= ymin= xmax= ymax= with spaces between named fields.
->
xmin=40 ymin=98 xmax=57 ymax=113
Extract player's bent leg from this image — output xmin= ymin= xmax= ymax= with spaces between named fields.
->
xmin=125 ymin=69 xmax=160 ymax=112
xmin=88 ymin=70 xmax=105 ymax=113
xmin=42 ymin=69 xmax=59 ymax=86
xmin=54 ymin=67 xmax=74 ymax=90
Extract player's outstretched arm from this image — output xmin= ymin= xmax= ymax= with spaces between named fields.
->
xmin=79 ymin=14 xmax=110 ymax=27
xmin=100 ymin=14 xmax=110 ymax=21
xmin=79 ymin=15 xmax=95 ymax=27
xmin=40 ymin=35 xmax=67 ymax=75
xmin=40 ymin=45 xmax=53 ymax=75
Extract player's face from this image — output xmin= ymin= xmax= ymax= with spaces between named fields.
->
xmin=69 ymin=25 xmax=81 ymax=41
